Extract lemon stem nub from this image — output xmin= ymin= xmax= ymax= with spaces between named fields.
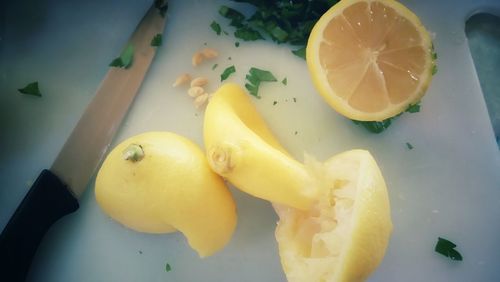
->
xmin=209 ymin=145 xmax=237 ymax=174
xmin=122 ymin=144 xmax=144 ymax=162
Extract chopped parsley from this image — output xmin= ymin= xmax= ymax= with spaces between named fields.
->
xmin=165 ymin=263 xmax=172 ymax=272
xmin=18 ymin=81 xmax=42 ymax=97
xmin=212 ymin=63 xmax=219 ymax=70
xmin=432 ymin=64 xmax=438 ymax=75
xmin=109 ymin=44 xmax=134 ymax=69
xmin=282 ymin=77 xmax=287 ymax=85
xmin=273 ymin=101 xmax=278 ymax=105
xmin=406 ymin=142 xmax=414 ymax=150
xmin=235 ymin=41 xmax=240 ymax=47
xmin=211 ymin=21 xmax=222 ymax=35
xmin=353 ymin=102 xmax=421 ymax=133
xmin=214 ymin=1 xmax=338 ymax=56
xmin=234 ymin=26 xmax=264 ymax=41
xmin=435 ymin=237 xmax=463 ymax=261
xmin=406 ymin=103 xmax=421 ymax=113
xmin=352 ymin=119 xmax=393 ymax=134
xmin=292 ymin=47 xmax=306 ymax=60
xmin=431 ymin=43 xmax=438 ymax=75
xmin=245 ymin=67 xmax=277 ymax=98
xmin=219 ymin=6 xmax=245 ymax=27
xmin=150 ymin=34 xmax=162 ymax=47
xmin=221 ymin=65 xmax=236 ymax=82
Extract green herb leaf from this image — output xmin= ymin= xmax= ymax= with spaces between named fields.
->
xmin=244 ymin=67 xmax=277 ymax=98
xmin=234 ymin=26 xmax=263 ymax=41
xmin=221 ymin=65 xmax=236 ymax=82
xmin=435 ymin=237 xmax=463 ymax=261
xmin=270 ymin=25 xmax=288 ymax=43
xmin=109 ymin=44 xmax=134 ymax=69
xmin=165 ymin=263 xmax=172 ymax=272
xmin=150 ymin=34 xmax=162 ymax=47
xmin=282 ymin=77 xmax=287 ymax=85
xmin=406 ymin=103 xmax=421 ymax=113
xmin=292 ymin=47 xmax=306 ymax=60
xmin=406 ymin=142 xmax=414 ymax=150
xmin=212 ymin=63 xmax=218 ymax=70
xmin=18 ymin=81 xmax=42 ymax=97
xmin=432 ymin=64 xmax=438 ymax=75
xmin=352 ymin=119 xmax=393 ymax=134
xmin=216 ymin=1 xmax=338 ymax=55
xmin=219 ymin=6 xmax=245 ymax=27
xmin=210 ymin=21 xmax=222 ymax=35
xmin=235 ymin=41 xmax=240 ymax=47
xmin=273 ymin=101 xmax=278 ymax=105
xmin=245 ymin=83 xmax=260 ymax=98
xmin=249 ymin=67 xmax=277 ymax=82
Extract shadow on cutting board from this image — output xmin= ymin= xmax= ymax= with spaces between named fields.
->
xmin=466 ymin=12 xmax=500 ymax=148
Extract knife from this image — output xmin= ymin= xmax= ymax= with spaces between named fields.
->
xmin=0 ymin=2 xmax=167 ymax=281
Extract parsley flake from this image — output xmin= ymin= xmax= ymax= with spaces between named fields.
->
xmin=150 ymin=34 xmax=162 ymax=47
xmin=432 ymin=64 xmax=438 ymax=75
xmin=18 ymin=81 xmax=42 ymax=97
xmin=219 ymin=6 xmax=245 ymax=27
xmin=210 ymin=21 xmax=222 ymax=35
xmin=165 ymin=263 xmax=172 ymax=272
xmin=234 ymin=26 xmax=263 ymax=41
xmin=221 ymin=65 xmax=236 ymax=82
xmin=406 ymin=103 xmax=421 ymax=113
xmin=109 ymin=44 xmax=134 ymax=69
xmin=352 ymin=119 xmax=392 ymax=134
xmin=435 ymin=237 xmax=463 ymax=261
xmin=245 ymin=67 xmax=277 ymax=98
xmin=273 ymin=101 xmax=278 ymax=105
xmin=282 ymin=77 xmax=287 ymax=85
xmin=292 ymin=47 xmax=306 ymax=60
xmin=406 ymin=142 xmax=414 ymax=150
xmin=212 ymin=63 xmax=219 ymax=70
xmin=235 ymin=41 xmax=240 ymax=47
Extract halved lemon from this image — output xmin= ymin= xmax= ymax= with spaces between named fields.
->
xmin=307 ymin=0 xmax=435 ymax=121
xmin=274 ymin=150 xmax=392 ymax=282
xmin=95 ymin=132 xmax=237 ymax=257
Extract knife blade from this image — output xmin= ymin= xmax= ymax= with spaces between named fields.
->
xmin=0 ymin=2 xmax=167 ymax=281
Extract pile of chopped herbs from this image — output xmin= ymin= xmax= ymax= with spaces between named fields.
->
xmin=212 ymin=0 xmax=431 ymax=134
xmin=214 ymin=0 xmax=339 ymax=59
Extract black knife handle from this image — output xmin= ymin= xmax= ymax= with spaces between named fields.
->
xmin=0 ymin=169 xmax=79 ymax=282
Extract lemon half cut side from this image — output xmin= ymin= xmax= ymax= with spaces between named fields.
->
xmin=307 ymin=0 xmax=435 ymax=121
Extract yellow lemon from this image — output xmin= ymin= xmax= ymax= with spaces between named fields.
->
xmin=203 ymin=83 xmax=318 ymax=210
xmin=307 ymin=0 xmax=435 ymax=121
xmin=95 ymin=131 xmax=237 ymax=257
xmin=274 ymin=150 xmax=392 ymax=282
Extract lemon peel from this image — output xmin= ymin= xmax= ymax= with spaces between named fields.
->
xmin=204 ymin=83 xmax=319 ymax=210
xmin=95 ymin=131 xmax=237 ymax=257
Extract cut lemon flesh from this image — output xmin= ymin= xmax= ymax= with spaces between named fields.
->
xmin=275 ymin=150 xmax=392 ymax=282
xmin=307 ymin=0 xmax=435 ymax=121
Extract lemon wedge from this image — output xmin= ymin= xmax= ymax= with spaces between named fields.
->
xmin=275 ymin=150 xmax=392 ymax=282
xmin=204 ymin=83 xmax=318 ymax=210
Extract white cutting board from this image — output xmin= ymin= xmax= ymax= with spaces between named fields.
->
xmin=1 ymin=0 xmax=500 ymax=281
